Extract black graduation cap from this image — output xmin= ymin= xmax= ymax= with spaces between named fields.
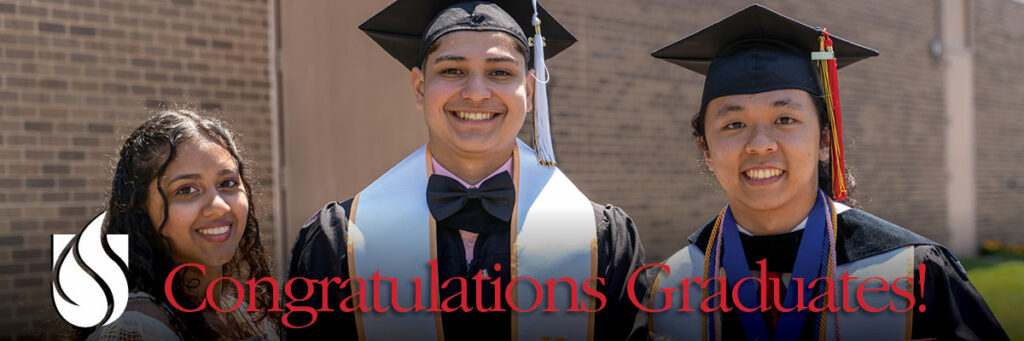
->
xmin=360 ymin=0 xmax=577 ymax=70
xmin=651 ymin=4 xmax=878 ymax=108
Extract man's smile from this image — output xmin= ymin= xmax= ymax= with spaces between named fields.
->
xmin=451 ymin=110 xmax=500 ymax=121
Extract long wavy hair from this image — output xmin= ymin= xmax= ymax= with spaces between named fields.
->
xmin=79 ymin=107 xmax=279 ymax=339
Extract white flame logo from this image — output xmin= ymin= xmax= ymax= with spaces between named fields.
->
xmin=51 ymin=212 xmax=129 ymax=327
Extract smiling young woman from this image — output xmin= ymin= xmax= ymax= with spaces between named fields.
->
xmin=77 ymin=107 xmax=280 ymax=341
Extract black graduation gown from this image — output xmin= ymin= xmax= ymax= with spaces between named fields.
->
xmin=284 ymin=199 xmax=650 ymax=341
xmin=684 ymin=208 xmax=1008 ymax=341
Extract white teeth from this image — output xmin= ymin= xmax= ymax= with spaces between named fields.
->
xmin=198 ymin=225 xmax=229 ymax=235
xmin=455 ymin=111 xmax=495 ymax=121
xmin=745 ymin=168 xmax=782 ymax=180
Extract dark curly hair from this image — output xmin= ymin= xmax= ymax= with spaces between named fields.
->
xmin=76 ymin=106 xmax=279 ymax=340
xmin=691 ymin=94 xmax=856 ymax=203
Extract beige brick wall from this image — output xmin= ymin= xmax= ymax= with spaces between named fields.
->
xmin=975 ymin=0 xmax=1024 ymax=245
xmin=0 ymin=0 xmax=272 ymax=337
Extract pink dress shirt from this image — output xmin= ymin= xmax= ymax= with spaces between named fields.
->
xmin=431 ymin=157 xmax=513 ymax=265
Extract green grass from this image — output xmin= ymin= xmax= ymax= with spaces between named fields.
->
xmin=962 ymin=253 xmax=1024 ymax=340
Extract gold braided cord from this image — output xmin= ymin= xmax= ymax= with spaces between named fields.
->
xmin=817 ymin=196 xmax=840 ymax=341
xmin=702 ymin=208 xmax=726 ymax=341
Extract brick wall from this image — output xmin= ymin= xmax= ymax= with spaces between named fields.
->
xmin=0 ymin=0 xmax=272 ymax=338
xmin=975 ymin=0 xmax=1024 ymax=245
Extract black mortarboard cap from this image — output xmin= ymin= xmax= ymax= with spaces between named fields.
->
xmin=651 ymin=4 xmax=878 ymax=108
xmin=360 ymin=0 xmax=577 ymax=70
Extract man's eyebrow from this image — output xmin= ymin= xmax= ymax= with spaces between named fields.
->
xmin=434 ymin=55 xmax=466 ymax=63
xmin=773 ymin=98 xmax=802 ymax=108
xmin=486 ymin=55 xmax=519 ymax=65
xmin=716 ymin=104 xmax=744 ymax=117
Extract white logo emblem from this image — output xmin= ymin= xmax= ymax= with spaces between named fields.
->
xmin=51 ymin=212 xmax=129 ymax=327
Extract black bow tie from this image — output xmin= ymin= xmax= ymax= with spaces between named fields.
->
xmin=426 ymin=172 xmax=515 ymax=223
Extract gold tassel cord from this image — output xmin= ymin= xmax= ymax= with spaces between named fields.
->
xmin=816 ymin=34 xmax=847 ymax=200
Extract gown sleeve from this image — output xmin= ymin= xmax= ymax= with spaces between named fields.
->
xmin=282 ymin=200 xmax=358 ymax=340
xmin=592 ymin=203 xmax=650 ymax=341
xmin=911 ymin=245 xmax=1008 ymax=341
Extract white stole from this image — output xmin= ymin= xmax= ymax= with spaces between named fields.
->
xmin=348 ymin=139 xmax=597 ymax=341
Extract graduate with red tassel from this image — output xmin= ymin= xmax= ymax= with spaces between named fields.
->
xmin=648 ymin=5 xmax=1007 ymax=340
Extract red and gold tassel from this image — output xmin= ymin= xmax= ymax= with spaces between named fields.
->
xmin=814 ymin=29 xmax=848 ymax=201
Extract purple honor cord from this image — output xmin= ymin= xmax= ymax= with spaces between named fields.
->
xmin=721 ymin=190 xmax=830 ymax=340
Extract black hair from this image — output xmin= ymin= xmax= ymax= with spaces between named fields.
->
xmin=74 ymin=106 xmax=279 ymax=340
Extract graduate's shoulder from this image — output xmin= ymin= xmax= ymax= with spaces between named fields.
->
xmin=683 ymin=218 xmax=718 ymax=254
xmin=295 ymin=199 xmax=352 ymax=242
xmin=590 ymin=202 xmax=642 ymax=235
xmin=288 ymin=199 xmax=353 ymax=275
xmin=590 ymin=202 xmax=645 ymax=252
xmin=591 ymin=202 xmax=632 ymax=223
xmin=836 ymin=207 xmax=944 ymax=263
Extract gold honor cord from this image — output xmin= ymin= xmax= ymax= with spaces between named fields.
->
xmin=701 ymin=208 xmax=726 ymax=341
xmin=347 ymin=194 xmax=365 ymax=341
xmin=425 ymin=147 xmax=446 ymax=341
xmin=510 ymin=146 xmax=521 ymax=340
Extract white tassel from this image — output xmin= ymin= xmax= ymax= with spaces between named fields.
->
xmin=532 ymin=0 xmax=555 ymax=166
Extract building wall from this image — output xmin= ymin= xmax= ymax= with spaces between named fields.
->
xmin=0 ymin=0 xmax=272 ymax=337
xmin=974 ymin=0 xmax=1024 ymax=244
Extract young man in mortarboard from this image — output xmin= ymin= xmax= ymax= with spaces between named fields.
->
xmin=284 ymin=1 xmax=649 ymax=340
xmin=647 ymin=5 xmax=1006 ymax=341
